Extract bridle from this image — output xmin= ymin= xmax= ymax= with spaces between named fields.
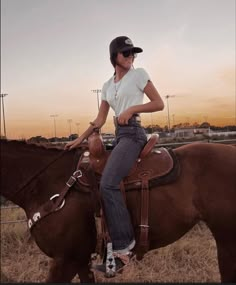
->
xmin=9 ymin=150 xmax=68 ymax=199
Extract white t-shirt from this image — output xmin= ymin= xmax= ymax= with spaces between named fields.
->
xmin=101 ymin=68 xmax=150 ymax=116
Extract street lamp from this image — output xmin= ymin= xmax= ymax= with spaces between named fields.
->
xmin=75 ymin=122 xmax=80 ymax=136
xmin=172 ymin=114 xmax=175 ymax=126
xmin=165 ymin=95 xmax=175 ymax=132
xmin=91 ymin=89 xmax=102 ymax=111
xmin=50 ymin=114 xmax=58 ymax=140
xmin=67 ymin=119 xmax=72 ymax=139
xmin=0 ymin=93 xmax=8 ymax=138
xmin=150 ymin=113 xmax=153 ymax=133
xmin=234 ymin=92 xmax=236 ymax=125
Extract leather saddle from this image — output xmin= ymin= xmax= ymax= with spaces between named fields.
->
xmin=76 ymin=130 xmax=180 ymax=260
xmin=77 ymin=131 xmax=180 ymax=190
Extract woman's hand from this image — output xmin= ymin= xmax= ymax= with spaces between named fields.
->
xmin=64 ymin=137 xmax=84 ymax=151
xmin=118 ymin=109 xmax=133 ymax=125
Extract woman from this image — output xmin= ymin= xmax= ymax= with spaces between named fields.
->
xmin=65 ymin=36 xmax=164 ymax=275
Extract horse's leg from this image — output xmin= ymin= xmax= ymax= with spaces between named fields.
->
xmin=77 ymin=264 xmax=95 ymax=283
xmin=46 ymin=258 xmax=78 ymax=283
xmin=216 ymin=239 xmax=236 ymax=282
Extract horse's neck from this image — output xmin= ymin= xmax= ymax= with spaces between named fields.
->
xmin=3 ymin=156 xmax=52 ymax=207
xmin=1 ymin=142 xmax=76 ymax=210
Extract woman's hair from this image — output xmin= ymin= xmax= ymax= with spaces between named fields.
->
xmin=110 ymin=52 xmax=117 ymax=68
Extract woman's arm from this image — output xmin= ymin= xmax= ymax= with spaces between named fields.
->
xmin=118 ymin=81 xmax=164 ymax=125
xmin=64 ymin=100 xmax=110 ymax=150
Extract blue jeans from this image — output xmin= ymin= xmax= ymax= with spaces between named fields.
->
xmin=100 ymin=119 xmax=147 ymax=253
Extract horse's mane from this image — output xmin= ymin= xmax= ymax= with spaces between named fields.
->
xmin=0 ymin=139 xmax=88 ymax=153
xmin=0 ymin=139 xmax=64 ymax=151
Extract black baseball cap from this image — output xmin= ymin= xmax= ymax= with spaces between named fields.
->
xmin=109 ymin=36 xmax=143 ymax=56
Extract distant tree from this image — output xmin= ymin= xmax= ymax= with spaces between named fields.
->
xmin=69 ymin=134 xmax=78 ymax=141
xmin=153 ymin=125 xmax=163 ymax=132
xmin=199 ymin=122 xmax=210 ymax=128
xmin=144 ymin=126 xmax=152 ymax=134
xmin=144 ymin=124 xmax=163 ymax=133
xmin=163 ymin=125 xmax=169 ymax=132
xmin=60 ymin=137 xmax=70 ymax=142
xmin=227 ymin=125 xmax=236 ymax=131
xmin=182 ymin=122 xmax=190 ymax=127
xmin=28 ymin=136 xmax=48 ymax=143
xmin=192 ymin=122 xmax=200 ymax=127
xmin=48 ymin=137 xmax=59 ymax=142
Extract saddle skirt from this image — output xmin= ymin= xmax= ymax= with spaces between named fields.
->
xmin=77 ymin=132 xmax=179 ymax=190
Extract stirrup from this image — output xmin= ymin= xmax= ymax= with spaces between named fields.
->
xmin=91 ymin=242 xmax=116 ymax=277
xmin=105 ymin=242 xmax=116 ymax=278
xmin=91 ymin=242 xmax=135 ymax=278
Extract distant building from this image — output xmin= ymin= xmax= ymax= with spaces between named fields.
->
xmin=102 ymin=133 xmax=116 ymax=146
xmin=174 ymin=127 xmax=210 ymax=138
xmin=174 ymin=127 xmax=236 ymax=139
xmin=208 ymin=130 xmax=236 ymax=137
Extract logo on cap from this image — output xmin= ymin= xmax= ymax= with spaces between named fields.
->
xmin=125 ymin=38 xmax=133 ymax=45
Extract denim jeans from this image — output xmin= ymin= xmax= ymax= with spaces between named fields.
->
xmin=100 ymin=118 xmax=147 ymax=253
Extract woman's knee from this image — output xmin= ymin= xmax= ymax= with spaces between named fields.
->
xmin=100 ymin=176 xmax=119 ymax=194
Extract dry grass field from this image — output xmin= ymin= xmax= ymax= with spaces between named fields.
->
xmin=1 ymin=206 xmax=221 ymax=283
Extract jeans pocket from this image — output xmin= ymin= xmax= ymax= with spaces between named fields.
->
xmin=135 ymin=127 xmax=147 ymax=146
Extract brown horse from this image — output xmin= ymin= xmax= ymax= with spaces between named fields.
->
xmin=1 ymin=139 xmax=236 ymax=282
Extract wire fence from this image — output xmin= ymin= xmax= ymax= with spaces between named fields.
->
xmin=1 ymin=205 xmax=20 ymax=210
xmin=1 ymin=219 xmax=27 ymax=224
xmin=1 ymin=138 xmax=236 ymax=225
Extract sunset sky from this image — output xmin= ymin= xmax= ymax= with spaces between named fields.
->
xmin=1 ymin=0 xmax=235 ymax=139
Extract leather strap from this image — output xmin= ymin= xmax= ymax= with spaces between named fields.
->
xmin=86 ymin=165 xmax=112 ymax=258
xmin=28 ymin=170 xmax=82 ymax=230
xmin=137 ymin=172 xmax=150 ymax=259
xmin=86 ymin=165 xmax=102 ymax=217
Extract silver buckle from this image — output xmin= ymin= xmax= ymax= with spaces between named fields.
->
xmin=73 ymin=170 xmax=82 ymax=177
xmin=50 ymin=194 xmax=65 ymax=211
xmin=66 ymin=176 xmax=77 ymax=187
xmin=66 ymin=170 xmax=82 ymax=187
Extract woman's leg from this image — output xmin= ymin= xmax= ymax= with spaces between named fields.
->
xmin=100 ymin=136 xmax=144 ymax=252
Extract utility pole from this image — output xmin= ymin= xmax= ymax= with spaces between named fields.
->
xmin=186 ymin=116 xmax=190 ymax=125
xmin=172 ymin=114 xmax=175 ymax=126
xmin=75 ymin=122 xmax=80 ymax=136
xmin=91 ymin=89 xmax=102 ymax=111
xmin=67 ymin=119 xmax=72 ymax=139
xmin=150 ymin=113 xmax=153 ymax=133
xmin=235 ymin=91 xmax=236 ymax=125
xmin=50 ymin=114 xmax=58 ymax=141
xmin=0 ymin=93 xmax=8 ymax=138
xmin=91 ymin=89 xmax=102 ymax=134
xmin=165 ymin=95 xmax=175 ymax=132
